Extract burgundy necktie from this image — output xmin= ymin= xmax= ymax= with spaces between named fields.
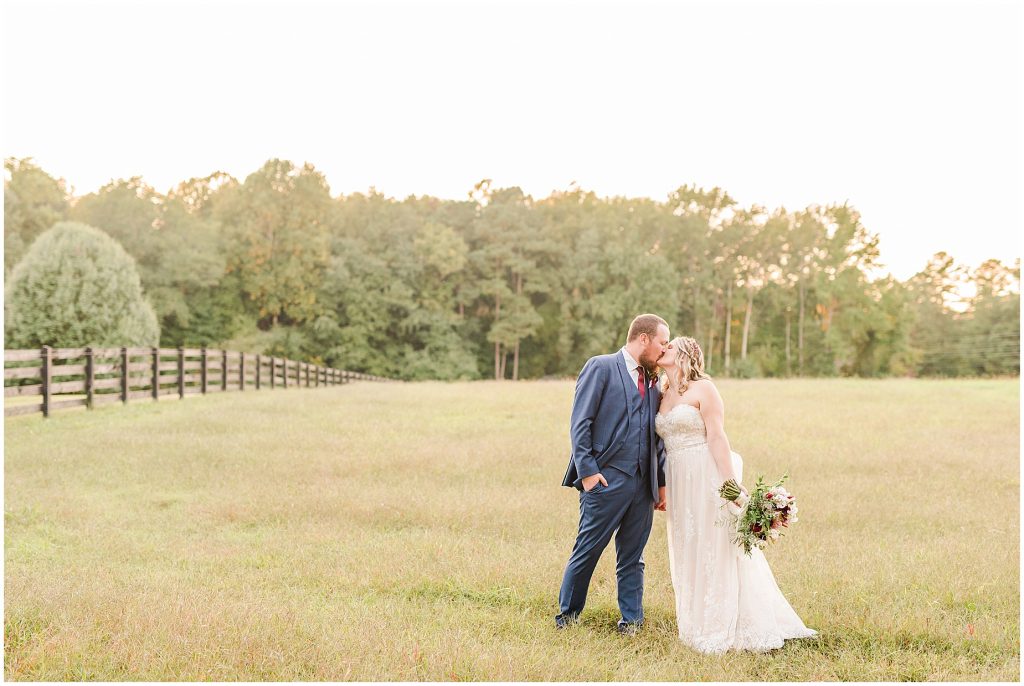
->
xmin=636 ymin=365 xmax=646 ymax=399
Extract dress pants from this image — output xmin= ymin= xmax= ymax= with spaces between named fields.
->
xmin=557 ymin=463 xmax=654 ymax=624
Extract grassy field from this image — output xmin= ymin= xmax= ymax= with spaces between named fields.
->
xmin=4 ymin=378 xmax=1019 ymax=680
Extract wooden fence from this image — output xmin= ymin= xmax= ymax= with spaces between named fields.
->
xmin=3 ymin=346 xmax=390 ymax=418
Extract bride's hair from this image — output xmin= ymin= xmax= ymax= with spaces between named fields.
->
xmin=659 ymin=336 xmax=710 ymax=395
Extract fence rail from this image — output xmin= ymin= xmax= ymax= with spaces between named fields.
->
xmin=3 ymin=346 xmax=390 ymax=418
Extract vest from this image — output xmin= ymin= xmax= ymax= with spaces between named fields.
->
xmin=630 ymin=380 xmax=650 ymax=476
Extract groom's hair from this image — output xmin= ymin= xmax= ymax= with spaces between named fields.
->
xmin=626 ymin=314 xmax=668 ymax=342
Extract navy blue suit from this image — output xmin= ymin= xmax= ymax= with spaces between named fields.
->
xmin=558 ymin=351 xmax=667 ymax=625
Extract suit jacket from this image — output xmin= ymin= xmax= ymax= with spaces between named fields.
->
xmin=561 ymin=351 xmax=666 ymax=501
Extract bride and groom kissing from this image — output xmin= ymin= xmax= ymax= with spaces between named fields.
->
xmin=557 ymin=314 xmax=816 ymax=653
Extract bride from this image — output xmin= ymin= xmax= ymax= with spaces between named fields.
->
xmin=654 ymin=336 xmax=817 ymax=653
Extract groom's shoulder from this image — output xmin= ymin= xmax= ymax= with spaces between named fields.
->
xmin=580 ymin=351 xmax=621 ymax=373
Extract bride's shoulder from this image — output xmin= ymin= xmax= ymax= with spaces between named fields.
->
xmin=689 ymin=377 xmax=717 ymax=391
xmin=689 ymin=377 xmax=722 ymax=402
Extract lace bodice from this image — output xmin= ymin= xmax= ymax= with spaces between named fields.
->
xmin=655 ymin=403 xmax=707 ymax=451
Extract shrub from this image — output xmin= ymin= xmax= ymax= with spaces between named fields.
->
xmin=4 ymin=221 xmax=159 ymax=348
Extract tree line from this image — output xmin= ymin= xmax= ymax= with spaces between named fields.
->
xmin=4 ymin=158 xmax=1019 ymax=380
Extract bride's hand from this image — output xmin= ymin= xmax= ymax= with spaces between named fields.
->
xmin=655 ymin=486 xmax=666 ymax=511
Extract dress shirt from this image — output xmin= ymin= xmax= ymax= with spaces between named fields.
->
xmin=620 ymin=347 xmax=646 ymax=389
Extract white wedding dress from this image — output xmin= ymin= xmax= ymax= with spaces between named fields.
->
xmin=655 ymin=403 xmax=817 ymax=653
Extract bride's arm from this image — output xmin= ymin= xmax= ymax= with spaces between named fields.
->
xmin=697 ymin=381 xmax=743 ymax=498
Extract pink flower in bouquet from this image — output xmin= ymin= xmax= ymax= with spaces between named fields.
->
xmin=720 ymin=473 xmax=802 ymax=555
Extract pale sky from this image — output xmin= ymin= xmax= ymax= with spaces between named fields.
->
xmin=2 ymin=0 xmax=1021 ymax=280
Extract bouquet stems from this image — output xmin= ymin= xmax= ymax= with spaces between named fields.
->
xmin=719 ymin=478 xmax=742 ymax=502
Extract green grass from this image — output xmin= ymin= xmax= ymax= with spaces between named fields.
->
xmin=4 ymin=378 xmax=1019 ymax=680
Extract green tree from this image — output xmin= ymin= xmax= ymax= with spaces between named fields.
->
xmin=4 ymin=158 xmax=70 ymax=274
xmin=6 ymin=155 xmax=1013 ymax=380
xmin=218 ymin=160 xmax=332 ymax=327
xmin=469 ymin=185 xmax=557 ymax=380
xmin=810 ymin=204 xmax=882 ymax=375
xmin=72 ymin=173 xmax=245 ymax=347
xmin=961 ymin=258 xmax=1020 ymax=375
xmin=405 ymin=220 xmax=479 ymax=379
xmin=786 ymin=208 xmax=828 ymax=375
xmin=555 ymin=195 xmax=680 ymax=371
xmin=156 ymin=174 xmax=244 ymax=346
xmin=71 ymin=176 xmax=163 ymax=268
xmin=905 ymin=252 xmax=968 ymax=376
xmin=5 ymin=222 xmax=158 ymax=348
xmin=663 ymin=185 xmax=736 ymax=353
xmin=313 ymin=191 xmax=478 ymax=380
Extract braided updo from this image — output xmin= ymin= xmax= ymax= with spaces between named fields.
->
xmin=659 ymin=336 xmax=710 ymax=395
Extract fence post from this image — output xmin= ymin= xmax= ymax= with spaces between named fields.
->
xmin=201 ymin=346 xmax=208 ymax=394
xmin=256 ymin=354 xmax=261 ymax=390
xmin=121 ymin=346 xmax=129 ymax=405
xmin=41 ymin=346 xmax=52 ymax=418
xmin=283 ymin=358 xmax=288 ymax=389
xmin=152 ymin=347 xmax=159 ymax=401
xmin=270 ymin=357 xmax=275 ymax=389
xmin=305 ymin=362 xmax=310 ymax=387
xmin=314 ymin=365 xmax=319 ymax=388
xmin=240 ymin=353 xmax=245 ymax=392
xmin=222 ymin=349 xmax=228 ymax=391
xmin=85 ymin=346 xmax=94 ymax=409
xmin=177 ymin=347 xmax=185 ymax=399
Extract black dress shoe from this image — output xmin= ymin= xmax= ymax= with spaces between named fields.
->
xmin=555 ymin=613 xmax=579 ymax=629
xmin=617 ymin=619 xmax=643 ymax=635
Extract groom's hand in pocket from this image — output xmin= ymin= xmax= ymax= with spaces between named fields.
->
xmin=655 ymin=486 xmax=667 ymax=511
xmin=582 ymin=473 xmax=607 ymax=492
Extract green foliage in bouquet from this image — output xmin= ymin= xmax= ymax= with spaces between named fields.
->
xmin=721 ymin=473 xmax=797 ymax=556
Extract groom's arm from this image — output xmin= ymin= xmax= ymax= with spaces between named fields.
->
xmin=569 ymin=356 xmax=608 ymax=482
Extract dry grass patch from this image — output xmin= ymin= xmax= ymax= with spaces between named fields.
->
xmin=5 ymin=378 xmax=1019 ymax=680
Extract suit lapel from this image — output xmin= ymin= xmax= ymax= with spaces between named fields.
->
xmin=614 ymin=352 xmax=633 ymax=433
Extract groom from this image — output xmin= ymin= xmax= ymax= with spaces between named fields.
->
xmin=556 ymin=314 xmax=670 ymax=633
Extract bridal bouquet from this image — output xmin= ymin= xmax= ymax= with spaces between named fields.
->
xmin=719 ymin=475 xmax=799 ymax=556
